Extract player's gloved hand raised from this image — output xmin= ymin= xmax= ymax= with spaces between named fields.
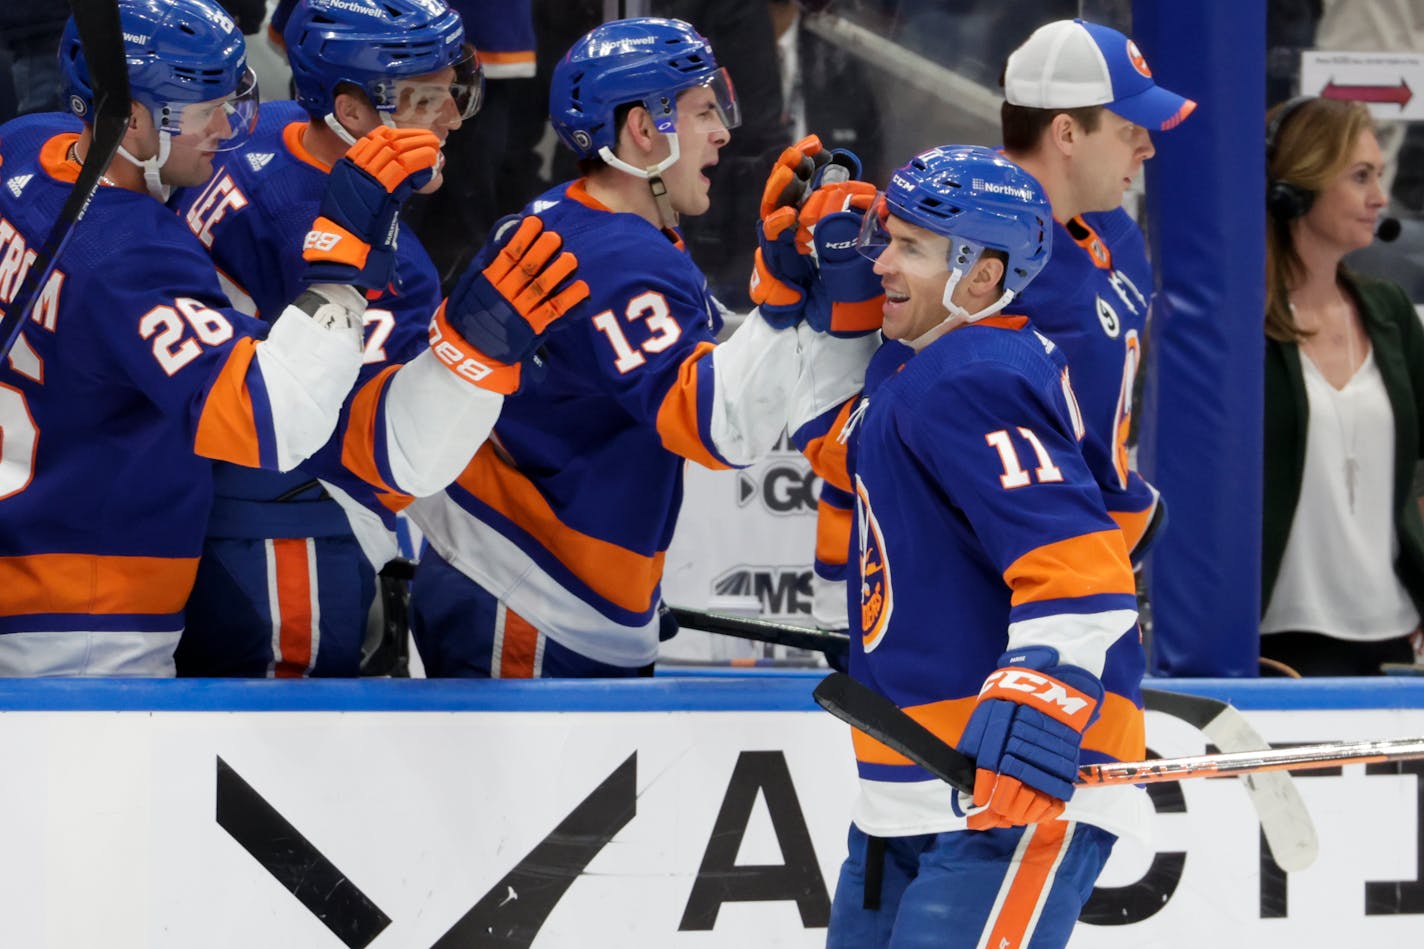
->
xmin=750 ymin=135 xmax=862 ymax=328
xmin=428 ymin=215 xmax=589 ymax=395
xmin=800 ymin=180 xmax=884 ymax=337
xmin=956 ymin=646 xmax=1104 ymax=830
xmin=303 ymin=126 xmax=441 ymax=290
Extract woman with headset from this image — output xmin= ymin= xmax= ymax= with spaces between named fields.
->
xmin=1262 ymin=95 xmax=1424 ymax=675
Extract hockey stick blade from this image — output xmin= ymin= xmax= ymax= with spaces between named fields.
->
xmin=669 ymin=606 xmax=850 ymax=657
xmin=1144 ymin=689 xmax=1318 ymax=871
xmin=813 ymin=672 xmax=976 ymax=793
xmin=0 ymin=0 xmax=131 ymax=362
xmin=816 ymin=673 xmax=1424 ymax=788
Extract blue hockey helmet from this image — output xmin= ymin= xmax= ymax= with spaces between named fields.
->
xmin=861 ymin=146 xmax=1052 ymax=299
xmin=284 ymin=0 xmax=482 ymax=123
xmin=549 ymin=17 xmax=740 ymax=161
xmin=60 ymin=0 xmax=259 ymax=150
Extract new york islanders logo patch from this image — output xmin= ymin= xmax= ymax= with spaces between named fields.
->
xmin=856 ymin=476 xmax=893 ymax=652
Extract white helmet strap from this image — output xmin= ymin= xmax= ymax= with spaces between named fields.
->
xmin=597 ymin=134 xmax=681 ymax=228
xmin=906 ymin=263 xmax=1018 ymax=352
xmin=116 ymin=129 xmax=173 ymax=203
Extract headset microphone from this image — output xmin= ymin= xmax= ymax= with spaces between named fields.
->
xmin=1377 ymin=217 xmax=1402 ymax=243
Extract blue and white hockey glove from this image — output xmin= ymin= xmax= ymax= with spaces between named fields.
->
xmin=303 ymin=126 xmax=440 ymax=290
xmin=956 ymin=646 xmax=1104 ymax=830
xmin=428 ymin=215 xmax=588 ymax=395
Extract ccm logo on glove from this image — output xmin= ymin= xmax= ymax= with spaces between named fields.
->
xmin=978 ymin=668 xmax=1097 ymax=730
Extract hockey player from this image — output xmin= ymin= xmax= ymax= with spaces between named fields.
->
xmin=1000 ymin=18 xmax=1196 ymax=558
xmin=812 ymin=146 xmax=1147 ymax=948
xmin=0 ymin=0 xmax=441 ymax=675
xmin=404 ymin=17 xmax=875 ymax=677
xmin=170 ymin=0 xmax=586 ymax=678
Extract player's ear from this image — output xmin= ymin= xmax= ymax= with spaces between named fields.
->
xmin=968 ymin=254 xmax=1006 ymax=299
xmin=619 ymin=105 xmax=659 ymax=156
xmin=122 ymin=102 xmax=159 ymax=159
xmin=332 ymin=89 xmax=376 ymax=140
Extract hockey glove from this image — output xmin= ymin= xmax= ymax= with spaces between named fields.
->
xmin=429 ymin=215 xmax=589 ymax=395
xmin=956 ymin=646 xmax=1104 ymax=830
xmin=303 ymin=126 xmax=441 ymax=290
xmin=800 ymin=181 xmax=883 ymax=337
xmin=751 ymin=135 xmax=864 ymax=328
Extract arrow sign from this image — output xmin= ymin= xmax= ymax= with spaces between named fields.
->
xmin=1321 ymin=78 xmax=1412 ymax=107
xmin=1302 ymin=51 xmax=1424 ymax=121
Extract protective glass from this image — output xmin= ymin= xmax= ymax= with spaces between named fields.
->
xmin=648 ymin=68 xmax=741 ymax=137
xmin=164 ymin=66 xmax=261 ymax=152
xmin=386 ymin=47 xmax=485 ymax=128
xmin=855 ymin=192 xmax=892 ymax=260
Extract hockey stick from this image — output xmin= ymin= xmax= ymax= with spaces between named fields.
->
xmin=1143 ymin=689 xmax=1318 ymax=871
xmin=685 ymin=612 xmax=1319 ymax=865
xmin=667 ymin=606 xmax=850 ymax=658
xmin=812 ymin=671 xmax=1424 ymax=789
xmin=0 ymin=0 xmax=131 ymax=363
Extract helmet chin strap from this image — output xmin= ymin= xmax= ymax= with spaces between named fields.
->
xmin=116 ymin=132 xmax=174 ymax=202
xmin=905 ymin=264 xmax=1017 ymax=352
xmin=597 ymin=134 xmax=681 ymax=229
xmin=324 ymin=110 xmax=397 ymax=148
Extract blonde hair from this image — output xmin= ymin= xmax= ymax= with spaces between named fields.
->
xmin=1264 ymin=97 xmax=1376 ymax=341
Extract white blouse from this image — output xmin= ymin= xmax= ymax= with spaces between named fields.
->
xmin=1261 ymin=349 xmax=1420 ymax=640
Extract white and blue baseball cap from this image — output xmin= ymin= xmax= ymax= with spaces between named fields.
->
xmin=1004 ymin=19 xmax=1196 ymax=131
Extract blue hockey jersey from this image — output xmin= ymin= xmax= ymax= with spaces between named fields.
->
xmin=1012 ymin=209 xmax=1159 ymax=552
xmin=171 ymin=99 xmax=446 ymax=535
xmin=831 ymin=317 xmax=1149 ymax=841
xmin=0 ymin=113 xmax=358 ymax=644
xmin=407 ymin=178 xmax=855 ymax=667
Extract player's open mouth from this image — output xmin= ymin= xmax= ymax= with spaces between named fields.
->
xmin=885 ymin=290 xmax=909 ymax=304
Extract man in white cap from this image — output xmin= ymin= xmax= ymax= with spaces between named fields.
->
xmin=1000 ymin=18 xmax=1195 ymax=564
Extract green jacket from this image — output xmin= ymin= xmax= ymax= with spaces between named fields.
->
xmin=1262 ymin=271 xmax=1424 ymax=618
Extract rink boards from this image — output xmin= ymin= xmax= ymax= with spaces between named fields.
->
xmin=0 ymin=674 xmax=1421 ymax=947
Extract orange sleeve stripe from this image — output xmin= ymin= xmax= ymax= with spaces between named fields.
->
xmin=1083 ymin=692 xmax=1147 ymax=761
xmin=1003 ymin=529 xmax=1135 ymax=607
xmin=341 ymin=364 xmax=401 ymax=494
xmin=194 ymin=337 xmax=263 ymax=467
xmin=1108 ymin=506 xmax=1153 ymax=554
xmin=479 ymin=50 xmax=536 ymax=66
xmin=852 ymin=696 xmax=978 ymax=766
xmin=0 ymin=553 xmax=198 ymax=616
xmin=655 ymin=340 xmax=728 ymax=470
xmin=455 ymin=445 xmax=665 ymax=615
xmin=815 ymin=498 xmax=852 ymax=566
xmin=802 ymin=399 xmax=855 ymax=492
xmin=851 ymin=691 xmax=1144 ymax=768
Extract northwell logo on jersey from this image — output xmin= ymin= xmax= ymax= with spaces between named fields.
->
xmin=6 ymin=174 xmax=33 ymax=198
xmin=245 ymin=152 xmax=275 ymax=173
